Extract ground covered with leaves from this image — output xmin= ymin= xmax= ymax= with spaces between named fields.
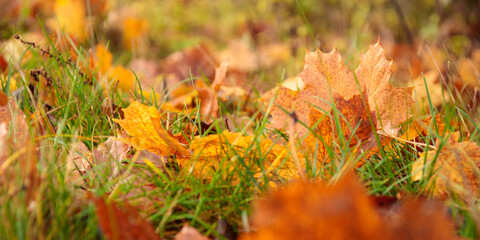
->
xmin=1 ymin=0 xmax=480 ymax=239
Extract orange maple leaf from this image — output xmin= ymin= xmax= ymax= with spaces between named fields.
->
xmin=263 ymin=42 xmax=414 ymax=165
xmin=243 ymin=173 xmax=460 ymax=240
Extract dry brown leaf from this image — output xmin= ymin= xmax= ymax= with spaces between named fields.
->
xmin=412 ymin=132 xmax=480 ymax=202
xmin=161 ymin=44 xmax=217 ymax=87
xmin=92 ymin=196 xmax=162 ymax=240
xmin=66 ymin=142 xmax=91 ymax=186
xmin=114 ymin=101 xmax=190 ymax=158
xmin=243 ymin=173 xmax=459 ymax=240
xmin=195 ymin=61 xmax=228 ymax=118
xmin=174 ymin=225 xmax=209 ymax=240
xmin=263 ymin=42 xmax=413 ymax=164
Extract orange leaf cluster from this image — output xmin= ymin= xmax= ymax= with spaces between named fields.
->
xmin=263 ymin=42 xmax=414 ymax=164
xmin=115 ymin=101 xmax=300 ymax=181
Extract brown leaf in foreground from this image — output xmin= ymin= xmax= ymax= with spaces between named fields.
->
xmin=92 ymin=196 xmax=162 ymax=240
xmin=243 ymin=174 xmax=459 ymax=240
xmin=412 ymin=132 xmax=480 ymax=202
xmin=243 ymin=174 xmax=386 ymax=240
xmin=263 ymin=42 xmax=414 ymax=164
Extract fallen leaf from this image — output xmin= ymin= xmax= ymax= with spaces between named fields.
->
xmin=188 ymin=130 xmax=299 ymax=180
xmin=195 ymin=61 xmax=228 ymax=118
xmin=412 ymin=132 xmax=480 ymax=202
xmin=114 ymin=101 xmax=190 ymax=157
xmin=66 ymin=142 xmax=91 ymax=186
xmin=263 ymin=42 xmax=414 ymax=164
xmin=242 ymin=174 xmax=386 ymax=240
xmin=92 ymin=196 xmax=162 ymax=240
xmin=174 ymin=225 xmax=209 ymax=240
xmin=161 ymin=44 xmax=217 ymax=87
xmin=243 ymin=173 xmax=459 ymax=240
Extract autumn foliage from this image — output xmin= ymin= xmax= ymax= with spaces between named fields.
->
xmin=2 ymin=0 xmax=480 ymax=239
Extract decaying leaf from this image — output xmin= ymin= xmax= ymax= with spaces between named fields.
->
xmin=263 ymin=42 xmax=414 ymax=164
xmin=243 ymin=173 xmax=459 ymax=240
xmin=412 ymin=132 xmax=480 ymax=202
xmin=92 ymin=196 xmax=162 ymax=240
xmin=114 ymin=101 xmax=189 ymax=157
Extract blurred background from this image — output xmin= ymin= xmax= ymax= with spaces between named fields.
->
xmin=1 ymin=0 xmax=480 ymax=115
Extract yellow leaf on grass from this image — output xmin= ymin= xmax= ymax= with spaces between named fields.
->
xmin=114 ymin=101 xmax=189 ymax=157
xmin=116 ymin=102 xmax=300 ymax=181
xmin=412 ymin=132 xmax=480 ymax=202
xmin=188 ymin=131 xmax=300 ymax=180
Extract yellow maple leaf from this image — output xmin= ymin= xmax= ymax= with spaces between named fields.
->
xmin=187 ymin=130 xmax=300 ymax=180
xmin=412 ymin=132 xmax=480 ymax=202
xmin=115 ymin=102 xmax=301 ymax=181
xmin=114 ymin=101 xmax=189 ymax=157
